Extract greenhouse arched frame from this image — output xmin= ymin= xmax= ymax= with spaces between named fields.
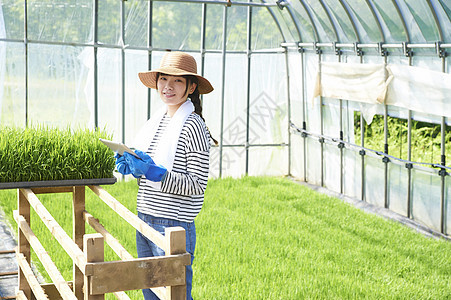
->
xmin=1 ymin=0 xmax=450 ymax=236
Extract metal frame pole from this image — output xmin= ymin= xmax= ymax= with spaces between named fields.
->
xmin=301 ymin=49 xmax=307 ymax=182
xmin=93 ymin=0 xmax=99 ymax=128
xmin=406 ymin=53 xmax=413 ymax=218
xmin=383 ymin=51 xmax=390 ymax=209
xmin=440 ymin=55 xmax=447 ymax=234
xmin=383 ymin=103 xmax=389 ymax=208
xmin=200 ymin=4 xmax=207 ymax=83
xmin=121 ymin=0 xmax=126 ymax=142
xmin=285 ymin=49 xmax=292 ymax=176
xmin=407 ymin=110 xmax=412 ymax=218
xmin=318 ymin=51 xmax=324 ymax=187
xmin=24 ymin=0 xmax=28 ymax=126
xmin=245 ymin=4 xmax=252 ymax=175
xmin=218 ymin=5 xmax=228 ymax=177
xmin=336 ymin=46 xmax=344 ymax=194
xmin=147 ymin=0 xmax=153 ymax=119
xmin=358 ymin=51 xmax=365 ymax=201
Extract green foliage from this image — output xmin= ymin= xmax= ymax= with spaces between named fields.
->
xmin=3 ymin=177 xmax=449 ymax=299
xmin=354 ymin=113 xmax=451 ymax=165
xmin=0 ymin=126 xmax=115 ymax=182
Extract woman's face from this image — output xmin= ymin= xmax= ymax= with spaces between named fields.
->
xmin=157 ymin=74 xmax=196 ymax=110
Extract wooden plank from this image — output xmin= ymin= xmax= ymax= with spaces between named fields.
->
xmin=112 ymin=291 xmax=131 ymax=300
xmin=16 ymin=290 xmax=27 ymax=300
xmin=2 ymin=296 xmax=19 ymax=300
xmin=150 ymin=287 xmax=166 ymax=300
xmin=0 ymin=271 xmax=18 ymax=276
xmin=165 ymin=227 xmax=187 ymax=300
xmin=88 ymin=254 xmax=191 ymax=295
xmin=84 ymin=234 xmax=105 ymax=300
xmin=31 ymin=186 xmax=74 ymax=194
xmin=83 ymin=211 xmax=134 ymax=260
xmin=17 ymin=189 xmax=31 ymax=299
xmin=73 ymin=186 xmax=86 ymax=299
xmin=19 ymin=188 xmax=89 ymax=275
xmin=0 ymin=249 xmax=16 ymax=254
xmin=14 ymin=212 xmax=77 ymax=300
xmin=41 ymin=282 xmax=74 ymax=300
xmin=16 ymin=253 xmax=49 ymax=300
xmin=88 ymin=185 xmax=166 ymax=250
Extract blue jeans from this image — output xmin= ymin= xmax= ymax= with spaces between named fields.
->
xmin=136 ymin=212 xmax=196 ymax=300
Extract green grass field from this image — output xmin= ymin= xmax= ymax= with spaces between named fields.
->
xmin=0 ymin=177 xmax=450 ymax=299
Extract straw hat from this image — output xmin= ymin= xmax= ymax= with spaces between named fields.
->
xmin=138 ymin=51 xmax=214 ymax=94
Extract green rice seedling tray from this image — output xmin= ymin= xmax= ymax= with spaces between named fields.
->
xmin=0 ymin=126 xmax=117 ymax=186
xmin=0 ymin=177 xmax=117 ymax=190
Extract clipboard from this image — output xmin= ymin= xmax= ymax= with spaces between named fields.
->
xmin=99 ymin=138 xmax=141 ymax=159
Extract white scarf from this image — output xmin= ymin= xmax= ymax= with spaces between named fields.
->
xmin=133 ymin=100 xmax=194 ymax=189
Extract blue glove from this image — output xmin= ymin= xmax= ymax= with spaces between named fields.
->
xmin=115 ymin=153 xmax=132 ymax=175
xmin=115 ymin=153 xmax=140 ymax=178
xmin=123 ymin=150 xmax=167 ymax=182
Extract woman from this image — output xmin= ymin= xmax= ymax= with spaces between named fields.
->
xmin=115 ymin=51 xmax=215 ymax=300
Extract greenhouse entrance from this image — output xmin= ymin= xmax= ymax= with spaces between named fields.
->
xmin=0 ymin=0 xmax=451 ymax=298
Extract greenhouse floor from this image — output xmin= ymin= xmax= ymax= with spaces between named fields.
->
xmin=0 ymin=180 xmax=448 ymax=298
xmin=0 ymin=210 xmax=17 ymax=300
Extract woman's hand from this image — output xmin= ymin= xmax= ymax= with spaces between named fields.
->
xmin=123 ymin=150 xmax=167 ymax=182
xmin=115 ymin=153 xmax=132 ymax=175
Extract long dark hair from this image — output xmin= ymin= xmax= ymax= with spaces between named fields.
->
xmin=184 ymin=75 xmax=218 ymax=146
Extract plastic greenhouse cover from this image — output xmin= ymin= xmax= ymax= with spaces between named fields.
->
xmin=340 ymin=0 xmax=382 ymax=43
xmin=396 ymin=0 xmax=440 ymax=43
xmin=301 ymin=0 xmax=337 ymax=42
xmin=283 ymin=0 xmax=450 ymax=44
xmin=0 ymin=5 xmax=5 ymax=124
xmin=313 ymin=62 xmax=451 ymax=123
xmin=322 ymin=0 xmax=357 ymax=43
xmin=370 ymin=0 xmax=407 ymax=43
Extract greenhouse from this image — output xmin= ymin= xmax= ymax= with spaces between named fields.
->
xmin=0 ymin=0 xmax=451 ymax=298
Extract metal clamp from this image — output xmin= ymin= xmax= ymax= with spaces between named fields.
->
xmin=276 ymin=0 xmax=287 ymax=10
xmin=439 ymin=169 xmax=447 ymax=177
xmin=436 ymin=41 xmax=446 ymax=58
xmin=359 ymin=149 xmax=366 ymax=156
xmin=402 ymin=42 xmax=413 ymax=57
xmin=318 ymin=137 xmax=325 ymax=144
xmin=314 ymin=42 xmax=322 ymax=55
xmin=405 ymin=163 xmax=413 ymax=169
xmin=382 ymin=156 xmax=390 ymax=163
xmin=333 ymin=42 xmax=341 ymax=56
xmin=354 ymin=42 xmax=363 ymax=56
xmin=337 ymin=142 xmax=345 ymax=149
xmin=378 ymin=42 xmax=388 ymax=57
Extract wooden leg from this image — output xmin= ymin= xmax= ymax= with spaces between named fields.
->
xmin=17 ymin=189 xmax=31 ymax=299
xmin=73 ymin=186 xmax=86 ymax=299
xmin=165 ymin=227 xmax=187 ymax=300
xmin=84 ymin=234 xmax=104 ymax=300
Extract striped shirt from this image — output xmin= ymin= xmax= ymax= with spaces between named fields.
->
xmin=136 ymin=113 xmax=211 ymax=222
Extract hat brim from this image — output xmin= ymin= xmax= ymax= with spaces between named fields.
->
xmin=138 ymin=67 xmax=214 ymax=94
